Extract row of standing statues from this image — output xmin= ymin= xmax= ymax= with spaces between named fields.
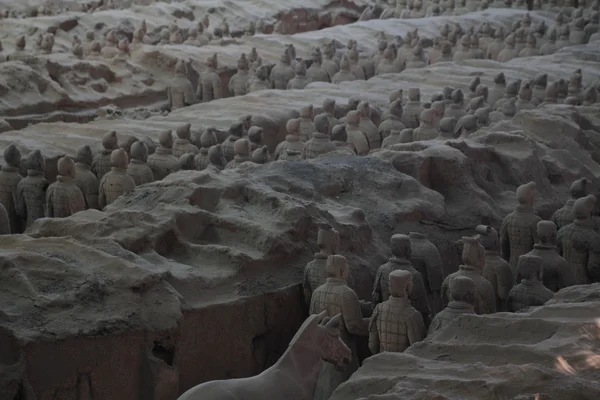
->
xmin=300 ymin=178 xmax=599 ymax=399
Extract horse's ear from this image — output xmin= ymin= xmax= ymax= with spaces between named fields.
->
xmin=316 ymin=310 xmax=328 ymax=324
xmin=324 ymin=313 xmax=342 ymax=330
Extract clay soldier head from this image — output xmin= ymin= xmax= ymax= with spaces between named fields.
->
xmin=299 ymin=105 xmax=314 ymax=120
xmin=110 ymin=148 xmax=128 ymax=169
xmin=200 ymin=128 xmax=218 ymax=149
xmin=460 ymin=236 xmax=485 ymax=270
xmin=4 ymin=144 xmax=21 ymax=168
xmin=570 ymin=178 xmax=588 ymax=199
xmin=494 ymin=72 xmax=506 ymax=86
xmin=439 ymin=117 xmax=457 ymax=137
xmin=534 ymin=73 xmax=548 ymax=89
xmin=286 ymin=118 xmax=300 ymax=136
xmin=474 ymin=107 xmax=490 ymax=126
xmin=317 ymin=223 xmax=340 ymax=255
xmin=519 ymin=80 xmax=533 ymax=101
xmin=390 ymin=233 xmax=412 ymax=259
xmin=159 ymin=129 xmax=173 ymax=149
xmin=76 ymin=145 xmax=93 ymax=166
xmin=537 ymin=220 xmax=557 ymax=246
xmin=388 ymin=269 xmax=413 ymax=298
xmin=103 ymin=131 xmax=119 ymax=152
xmin=573 ymin=195 xmax=596 ymax=220
xmin=346 ymin=110 xmax=360 ymax=127
xmin=314 ymin=114 xmax=330 ymax=136
xmin=326 ymin=254 xmax=349 ymax=281
xmin=502 ymin=98 xmax=517 ymax=117
xmin=451 ymin=89 xmax=464 ymax=106
xmin=57 ymin=155 xmax=76 ymax=179
xmin=516 ymin=181 xmax=536 ymax=207
xmin=130 ymin=141 xmax=148 ymax=162
xmin=176 ymin=123 xmax=192 ymax=141
xmin=294 ymin=61 xmax=307 ymax=77
xmin=331 ymin=124 xmax=348 ymax=143
xmin=517 ymin=254 xmax=544 ymax=282
xmin=25 ymin=149 xmax=45 ymax=176
xmin=474 ymin=225 xmax=499 ymax=251
xmin=408 ymin=87 xmax=421 ymax=102
xmin=449 ymin=275 xmax=476 ymax=305
xmin=208 ymin=144 xmax=226 ymax=169
xmin=233 ymin=138 xmax=250 ymax=158
xmin=323 ymin=98 xmax=336 ymax=115
xmin=251 ymin=146 xmax=269 ymax=164
xmin=248 ymin=126 xmax=263 ymax=145
xmin=16 ymin=36 xmax=26 ymax=51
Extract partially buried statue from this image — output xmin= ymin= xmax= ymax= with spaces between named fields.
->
xmin=409 ymin=232 xmax=444 ymax=316
xmin=16 ymin=150 xmax=48 ymax=229
xmin=45 ymin=156 xmax=86 ymax=218
xmin=428 ymin=276 xmax=476 ymax=335
xmin=441 ymin=236 xmax=496 ymax=314
xmin=127 ymin=141 xmax=154 ymax=186
xmin=92 ymin=131 xmax=119 ymax=180
xmin=147 ymin=130 xmax=180 ymax=180
xmin=177 ymin=312 xmax=351 ymax=400
xmin=197 ymin=53 xmax=222 ymax=103
xmin=303 ymin=224 xmax=341 ymax=306
xmin=373 ymin=234 xmax=431 ymax=326
xmin=369 ymin=269 xmax=427 ymax=354
xmin=98 ymin=148 xmax=136 ymax=209
xmin=302 ymin=115 xmax=336 ymax=160
xmin=74 ymin=145 xmax=99 ymax=210
xmin=195 ymin=128 xmax=218 ymax=170
xmin=551 ymin=178 xmax=587 ymax=230
xmin=500 ymin=181 xmax=542 ymax=274
xmin=309 ymin=255 xmax=369 ymax=400
xmin=556 ymin=195 xmax=600 ymax=285
xmin=475 ymin=225 xmax=514 ymax=312
xmin=522 ymin=220 xmax=573 ymax=292
xmin=507 ymin=254 xmax=554 ymax=312
xmin=172 ymin=124 xmax=199 ymax=158
xmin=0 ymin=144 xmax=23 ymax=233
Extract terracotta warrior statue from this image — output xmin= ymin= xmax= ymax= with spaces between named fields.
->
xmin=287 ymin=62 xmax=310 ymax=90
xmin=92 ymin=131 xmax=118 ymax=180
xmin=475 ymin=225 xmax=514 ymax=312
xmin=307 ymin=48 xmax=330 ymax=83
xmin=531 ymin=73 xmax=548 ymax=106
xmin=147 ymin=130 xmax=180 ymax=180
xmin=275 ymin=119 xmax=304 ymax=160
xmin=224 ymin=139 xmax=251 ymax=169
xmin=207 ymin=144 xmax=227 ymax=170
xmin=409 ymin=232 xmax=444 ymax=316
xmin=428 ymin=276 xmax=476 ymax=335
xmin=195 ymin=129 xmax=218 ymax=170
xmin=500 ymin=181 xmax=542 ymax=274
xmin=168 ymin=59 xmax=195 ymax=110
xmin=229 ymin=54 xmax=250 ymax=97
xmin=331 ymin=55 xmax=357 ymax=84
xmin=556 ymin=195 xmax=600 ymax=284
xmin=302 ymin=115 xmax=336 ymax=160
xmin=331 ymin=125 xmax=356 ymax=155
xmin=309 ymin=255 xmax=369 ymax=400
xmin=345 ymin=111 xmax=369 ymax=156
xmin=303 ymin=224 xmax=341 ymax=306
xmin=402 ymin=88 xmax=423 ymax=129
xmin=270 ymin=50 xmax=294 ymax=90
xmin=552 ymin=178 xmax=588 ymax=229
xmin=172 ymin=124 xmax=199 ymax=158
xmin=298 ymin=105 xmax=315 ymax=142
xmin=74 ymin=145 xmax=99 ymax=210
xmin=98 ymin=149 xmax=136 ymax=209
xmin=222 ymin=121 xmax=244 ymax=162
xmin=127 ymin=141 xmax=154 ymax=186
xmin=369 ymin=269 xmax=427 ymax=354
xmin=507 ymin=255 xmax=554 ymax=312
xmin=522 ymin=220 xmax=573 ymax=292
xmin=441 ymin=237 xmax=496 ymax=314
xmin=45 ymin=156 xmax=85 ymax=218
xmin=374 ymin=234 xmax=431 ymax=325
xmin=15 ymin=150 xmax=48 ymax=229
xmin=0 ymin=144 xmax=23 ymax=233
xmin=198 ymin=54 xmax=222 ymax=103
xmin=321 ymin=99 xmax=339 ymax=134
xmin=486 ymin=26 xmax=505 ymax=61
xmin=248 ymin=66 xmax=271 ymax=93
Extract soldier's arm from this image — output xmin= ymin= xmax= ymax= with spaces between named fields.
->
xmin=440 ymin=276 xmax=450 ymax=308
xmin=586 ymin=236 xmax=600 ymax=283
xmin=341 ymin=289 xmax=369 ymax=336
xmin=212 ymin=77 xmax=222 ymax=99
xmin=426 ymin=246 xmax=444 ymax=293
xmin=45 ymin=188 xmax=53 ymax=218
xmin=532 ymin=216 xmax=542 ymax=244
xmin=227 ymin=76 xmax=235 ymax=96
xmin=412 ymin=276 xmax=432 ymax=326
xmin=407 ymin=310 xmax=427 ymax=346
xmin=15 ymin=182 xmax=26 ymax=219
xmin=368 ymin=306 xmax=380 ymax=354
xmin=184 ymin=83 xmax=196 ymax=106
xmin=70 ymin=187 xmax=86 ymax=214
xmin=372 ymin=267 xmax=383 ymax=305
xmin=98 ymin=178 xmax=107 ymax=210
xmin=550 ymin=210 xmax=560 ymax=228
xmin=496 ymin=264 xmax=514 ymax=307
xmin=500 ymin=217 xmax=510 ymax=261
xmin=302 ymin=265 xmax=312 ymax=307
xmin=555 ymin=227 xmax=565 ymax=256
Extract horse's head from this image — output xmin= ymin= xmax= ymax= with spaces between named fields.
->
xmin=315 ymin=312 xmax=352 ymax=371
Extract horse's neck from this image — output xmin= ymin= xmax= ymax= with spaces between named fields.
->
xmin=270 ymin=342 xmax=322 ymax=399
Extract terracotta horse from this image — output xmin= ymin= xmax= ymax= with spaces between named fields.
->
xmin=178 ymin=312 xmax=351 ymax=400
